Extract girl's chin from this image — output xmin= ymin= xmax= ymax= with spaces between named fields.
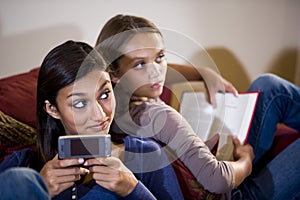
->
xmin=87 ymin=130 xmax=109 ymax=135
xmin=149 ymin=87 xmax=163 ymax=96
xmin=68 ymin=130 xmax=109 ymax=136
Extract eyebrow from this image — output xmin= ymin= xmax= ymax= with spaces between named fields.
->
xmin=126 ymin=49 xmax=165 ymax=58
xmin=123 ymin=49 xmax=165 ymax=64
xmin=99 ymin=80 xmax=111 ymax=90
xmin=67 ymin=80 xmax=111 ymax=98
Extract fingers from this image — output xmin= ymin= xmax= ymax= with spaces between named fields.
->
xmin=47 ymin=182 xmax=75 ymax=196
xmin=208 ymin=81 xmax=239 ymax=108
xmin=86 ymin=158 xmax=138 ymax=197
xmin=208 ymin=91 xmax=217 ymax=108
xmin=206 ymin=81 xmax=226 ymax=107
xmin=90 ymin=166 xmax=114 ymax=180
xmin=40 ymin=155 xmax=89 ymax=197
xmin=84 ymin=157 xmax=123 ymax=171
xmin=46 ymin=167 xmax=89 ymax=177
xmin=232 ymin=135 xmax=241 ymax=147
xmin=45 ymin=172 xmax=81 ymax=186
xmin=84 ymin=157 xmax=106 ymax=166
xmin=84 ymin=157 xmax=132 ymax=179
xmin=51 ymin=154 xmax=85 ymax=168
xmin=41 ymin=169 xmax=81 ymax=197
xmin=232 ymin=136 xmax=254 ymax=161
xmin=224 ymin=81 xmax=239 ymax=96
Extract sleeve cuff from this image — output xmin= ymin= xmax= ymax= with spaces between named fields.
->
xmin=124 ymin=181 xmax=156 ymax=200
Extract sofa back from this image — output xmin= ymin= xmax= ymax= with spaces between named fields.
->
xmin=0 ymin=68 xmax=40 ymax=128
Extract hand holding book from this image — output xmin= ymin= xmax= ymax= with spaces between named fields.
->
xmin=180 ymin=91 xmax=259 ymax=160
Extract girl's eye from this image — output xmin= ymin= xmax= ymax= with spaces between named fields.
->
xmin=155 ymin=53 xmax=165 ymax=63
xmin=73 ymin=101 xmax=86 ymax=109
xmin=135 ymin=62 xmax=145 ymax=70
xmin=99 ymin=90 xmax=111 ymax=101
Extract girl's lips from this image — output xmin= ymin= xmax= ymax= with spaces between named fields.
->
xmin=88 ymin=120 xmax=110 ymax=132
xmin=151 ymin=82 xmax=162 ymax=89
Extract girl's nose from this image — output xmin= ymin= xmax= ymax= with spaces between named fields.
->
xmin=91 ymin=101 xmax=106 ymax=121
xmin=148 ymin=62 xmax=160 ymax=79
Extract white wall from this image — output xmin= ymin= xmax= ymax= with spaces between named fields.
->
xmin=0 ymin=0 xmax=299 ymax=88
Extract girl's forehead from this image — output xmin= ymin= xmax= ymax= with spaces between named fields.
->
xmin=72 ymin=70 xmax=111 ymax=90
xmin=121 ymin=33 xmax=164 ymax=55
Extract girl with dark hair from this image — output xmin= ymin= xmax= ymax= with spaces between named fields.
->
xmin=0 ymin=40 xmax=183 ymax=200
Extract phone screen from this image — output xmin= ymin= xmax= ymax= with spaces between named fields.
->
xmin=70 ymin=138 xmax=99 ymax=156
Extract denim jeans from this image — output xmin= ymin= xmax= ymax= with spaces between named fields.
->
xmin=231 ymin=74 xmax=300 ymax=199
xmin=246 ymin=74 xmax=300 ymax=164
xmin=232 ymin=138 xmax=300 ymax=200
xmin=0 ymin=167 xmax=50 ymax=200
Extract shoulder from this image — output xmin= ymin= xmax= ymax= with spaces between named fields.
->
xmin=124 ymin=136 xmax=161 ymax=153
xmin=130 ymin=98 xmax=171 ymax=111
xmin=130 ymin=98 xmax=180 ymax=123
xmin=0 ymin=148 xmax=36 ymax=173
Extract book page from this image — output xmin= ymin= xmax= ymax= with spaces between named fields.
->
xmin=180 ymin=92 xmax=259 ymax=161
xmin=179 ymin=92 xmax=214 ymax=141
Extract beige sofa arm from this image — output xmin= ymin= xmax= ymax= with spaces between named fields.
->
xmin=168 ymin=81 xmax=208 ymax=111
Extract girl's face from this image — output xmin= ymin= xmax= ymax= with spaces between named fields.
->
xmin=46 ymin=69 xmax=115 ymax=136
xmin=113 ymin=33 xmax=167 ymax=99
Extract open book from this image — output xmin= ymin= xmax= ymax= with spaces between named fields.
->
xmin=179 ymin=91 xmax=259 ymax=161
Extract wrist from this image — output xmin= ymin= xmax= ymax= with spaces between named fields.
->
xmin=239 ymin=156 xmax=253 ymax=176
xmin=121 ymin=176 xmax=139 ymax=197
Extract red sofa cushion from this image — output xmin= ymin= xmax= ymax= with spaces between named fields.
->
xmin=272 ymin=124 xmax=299 ymax=156
xmin=0 ymin=68 xmax=40 ymax=128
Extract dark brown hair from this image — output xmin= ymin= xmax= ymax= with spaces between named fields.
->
xmin=36 ymin=40 xmax=106 ymax=167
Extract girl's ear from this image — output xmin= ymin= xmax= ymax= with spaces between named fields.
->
xmin=44 ymin=100 xmax=60 ymax=119
xmin=111 ymin=74 xmax=120 ymax=84
xmin=110 ymin=71 xmax=120 ymax=84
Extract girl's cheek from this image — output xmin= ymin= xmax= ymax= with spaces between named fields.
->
xmin=103 ymin=102 xmax=115 ymax=118
xmin=73 ymin=113 xmax=89 ymax=129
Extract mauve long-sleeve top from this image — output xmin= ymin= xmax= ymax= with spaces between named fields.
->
xmin=111 ymin=98 xmax=235 ymax=195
